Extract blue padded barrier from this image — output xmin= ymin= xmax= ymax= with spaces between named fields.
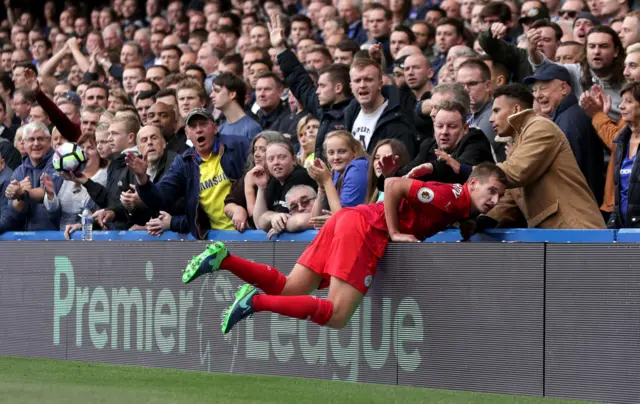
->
xmin=0 ymin=228 xmax=621 ymax=242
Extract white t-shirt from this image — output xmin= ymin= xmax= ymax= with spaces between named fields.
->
xmin=351 ymin=100 xmax=388 ymax=150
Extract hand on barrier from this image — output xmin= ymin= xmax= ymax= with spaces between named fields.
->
xmin=64 ymin=223 xmax=81 ymax=240
xmin=459 ymin=220 xmax=478 ymax=241
xmin=271 ymin=213 xmax=289 ymax=233
xmin=146 ymin=211 xmax=172 ymax=236
xmin=231 ymin=207 xmax=248 ymax=232
xmin=405 ymin=163 xmax=433 ymax=179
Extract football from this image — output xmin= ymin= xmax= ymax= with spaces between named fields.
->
xmin=52 ymin=142 xmax=88 ymax=174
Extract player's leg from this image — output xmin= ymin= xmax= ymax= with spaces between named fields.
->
xmin=280 ymin=263 xmax=323 ymax=295
xmin=182 ymin=241 xmax=287 ymax=295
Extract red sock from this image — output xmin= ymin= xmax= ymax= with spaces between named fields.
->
xmin=221 ymin=255 xmax=286 ymax=295
xmin=252 ymin=295 xmax=333 ymax=326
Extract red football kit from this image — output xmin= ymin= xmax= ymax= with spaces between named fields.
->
xmin=297 ymin=180 xmax=472 ymax=293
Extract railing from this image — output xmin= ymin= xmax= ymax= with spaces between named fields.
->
xmin=2 ymin=228 xmax=640 ymax=241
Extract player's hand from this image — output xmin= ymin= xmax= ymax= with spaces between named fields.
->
xmin=490 ymin=22 xmax=507 ymax=39
xmin=64 ymin=223 xmax=82 ymax=240
xmin=405 ymin=163 xmax=433 ymax=179
xmin=267 ymin=13 xmax=286 ymax=51
xmin=271 ymin=212 xmax=288 ymax=233
xmin=377 ymin=154 xmax=399 ymax=178
xmin=459 ymin=220 xmax=478 ymax=241
xmin=434 ymin=149 xmax=461 ymax=174
xmin=248 ymin=165 xmax=269 ymax=189
xmin=309 ymin=210 xmax=332 ymax=229
xmin=40 ymin=173 xmax=55 ymax=200
xmin=93 ymin=209 xmax=115 ymax=229
xmin=307 ymin=158 xmax=331 ymax=186
xmin=390 ymin=232 xmax=420 ymax=243
xmin=147 ymin=211 xmax=171 ymax=236
xmin=231 ymin=206 xmax=248 ymax=232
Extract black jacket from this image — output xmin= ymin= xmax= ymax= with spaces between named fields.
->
xmin=342 ymin=85 xmax=417 ymax=157
xmin=166 ymin=127 xmax=190 ymax=154
xmin=84 ymin=150 xmax=136 ymax=229
xmin=377 ymin=127 xmax=494 ymax=189
xmin=277 ymin=49 xmax=352 ymax=161
xmin=551 ymin=93 xmax=605 ymax=206
xmin=0 ymin=137 xmax=21 ymax=170
xmin=608 ymin=126 xmax=640 ymax=228
xmin=257 ymin=102 xmax=291 ymax=132
xmin=112 ymin=150 xmax=184 ymax=227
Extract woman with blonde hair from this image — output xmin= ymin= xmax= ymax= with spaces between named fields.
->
xmin=296 ymin=114 xmax=318 ymax=168
xmin=309 ymin=130 xmax=369 ymax=218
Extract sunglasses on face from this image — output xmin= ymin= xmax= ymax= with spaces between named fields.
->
xmin=559 ymin=10 xmax=578 ymax=18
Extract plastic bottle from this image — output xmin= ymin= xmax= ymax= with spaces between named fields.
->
xmin=81 ymin=208 xmax=93 ymax=241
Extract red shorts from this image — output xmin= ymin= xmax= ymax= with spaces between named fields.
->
xmin=297 ymin=208 xmax=389 ymax=294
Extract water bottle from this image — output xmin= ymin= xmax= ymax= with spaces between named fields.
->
xmin=81 ymin=208 xmax=93 ymax=241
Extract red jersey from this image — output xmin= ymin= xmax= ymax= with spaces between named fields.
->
xmin=349 ymin=180 xmax=472 ymax=240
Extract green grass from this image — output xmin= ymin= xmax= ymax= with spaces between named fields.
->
xmin=0 ymin=356 xmax=590 ymax=404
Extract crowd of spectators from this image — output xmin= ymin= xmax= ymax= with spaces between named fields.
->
xmin=0 ymin=0 xmax=639 ymax=239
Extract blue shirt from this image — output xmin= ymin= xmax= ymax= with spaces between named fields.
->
xmin=219 ymin=115 xmax=263 ymax=141
xmin=332 ymin=157 xmax=369 ymax=207
xmin=620 ymin=147 xmax=636 ymax=222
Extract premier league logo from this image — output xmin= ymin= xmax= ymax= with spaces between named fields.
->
xmin=196 ymin=272 xmax=241 ymax=372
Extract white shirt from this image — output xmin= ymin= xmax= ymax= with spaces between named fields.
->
xmin=351 ymin=100 xmax=388 ymax=150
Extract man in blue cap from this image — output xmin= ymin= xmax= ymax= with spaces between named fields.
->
xmin=524 ymin=63 xmax=605 ymax=206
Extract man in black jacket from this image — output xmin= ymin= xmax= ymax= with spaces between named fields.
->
xmin=404 ymin=101 xmax=494 ymax=183
xmin=79 ymin=115 xmax=141 ymax=229
xmin=277 ymin=49 xmax=353 ymax=160
xmin=270 ymin=14 xmax=416 ymax=158
xmin=98 ymin=125 xmax=184 ymax=229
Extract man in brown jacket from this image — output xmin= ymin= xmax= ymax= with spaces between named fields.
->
xmin=484 ymin=84 xmax=606 ymax=229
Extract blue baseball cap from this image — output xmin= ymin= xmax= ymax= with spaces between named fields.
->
xmin=523 ymin=63 xmax=572 ymax=86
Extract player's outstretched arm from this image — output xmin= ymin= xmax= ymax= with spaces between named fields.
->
xmin=383 ymin=177 xmax=419 ymax=242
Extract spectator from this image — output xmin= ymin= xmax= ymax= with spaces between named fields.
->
xmin=107 ymin=88 xmax=132 ymax=113
xmin=608 ymin=82 xmax=640 ymax=228
xmin=457 ymin=58 xmax=501 ymax=160
xmin=297 ymin=115 xmax=319 ymax=168
xmin=619 ymin=12 xmax=640 ymax=49
xmin=146 ymin=101 xmax=188 ymax=154
xmin=0 ymin=97 xmax=21 ymax=169
xmin=122 ymin=64 xmax=145 ymax=98
xmin=84 ymin=82 xmax=109 ymax=109
xmin=529 ymin=25 xmax=626 ymax=121
xmin=482 ymin=84 xmax=605 ymax=229
xmin=580 ymin=44 xmax=640 ymax=215
xmin=309 ymin=130 xmax=369 ymax=216
xmin=433 ymin=18 xmax=466 ymax=77
xmin=12 ymin=89 xmax=34 ymax=127
xmin=555 ymin=41 xmax=584 ymax=64
xmin=251 ymin=139 xmax=318 ymax=232
xmin=255 ymin=72 xmax=290 ymax=132
xmin=146 ymin=65 xmax=169 ymax=89
xmin=365 ymin=139 xmax=410 ymax=203
xmin=176 ymin=79 xmax=207 ymax=120
xmin=364 ymin=4 xmax=394 ymax=68
xmin=42 ymin=133 xmax=108 ymax=230
xmin=224 ymin=131 xmax=288 ymax=231
xmin=0 ymin=150 xmax=12 ymax=227
xmin=130 ymin=109 xmax=250 ymax=239
xmin=267 ymin=184 xmax=318 ymax=238
xmin=95 ymin=123 xmax=113 ymax=160
xmin=135 ymin=90 xmax=156 ymax=125
xmin=1 ymin=121 xmax=62 ymax=232
xmin=524 ymin=63 xmax=605 ymax=205
xmin=213 ymin=72 xmax=262 ymax=141
xmin=97 ymin=125 xmax=182 ymax=230
xmin=75 ymin=115 xmax=140 ymax=230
